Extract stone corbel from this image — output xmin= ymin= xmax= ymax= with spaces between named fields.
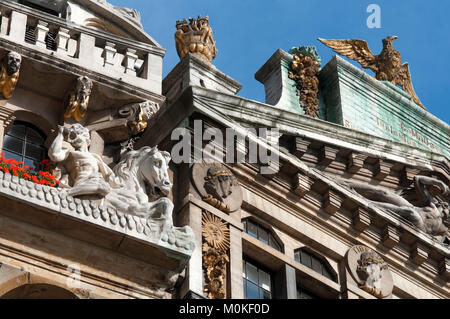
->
xmin=293 ymin=173 xmax=313 ymax=198
xmin=347 ymin=152 xmax=367 ymax=174
xmin=438 ymin=257 xmax=449 ymax=280
xmin=373 ymin=159 xmax=394 ymax=181
xmin=118 ymin=100 xmax=160 ymax=135
xmin=352 ymin=207 xmax=371 ymax=232
xmin=319 ymin=145 xmax=339 ymax=166
xmin=410 ymin=242 xmax=429 ymax=266
xmin=401 ymin=167 xmax=421 ymax=187
xmin=323 ymin=189 xmax=343 ymax=215
xmin=382 ymin=224 xmax=400 ymax=249
xmin=293 ymin=137 xmax=310 ymax=159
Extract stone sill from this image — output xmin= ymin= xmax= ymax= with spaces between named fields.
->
xmin=0 ymin=172 xmax=193 ymax=272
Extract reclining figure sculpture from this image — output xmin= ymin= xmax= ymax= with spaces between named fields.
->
xmin=49 ymin=124 xmax=194 ymax=247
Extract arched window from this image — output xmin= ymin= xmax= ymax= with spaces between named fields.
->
xmin=242 ymin=219 xmax=282 ymax=252
xmin=2 ymin=121 xmax=47 ymax=172
xmin=294 ymin=248 xmax=337 ymax=282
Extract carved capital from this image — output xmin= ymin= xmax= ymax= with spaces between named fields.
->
xmin=175 ymin=16 xmax=217 ymax=62
xmin=0 ymin=51 xmax=22 ymax=99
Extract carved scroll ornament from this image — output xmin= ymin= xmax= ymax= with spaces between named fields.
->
xmin=175 ymin=16 xmax=217 ymax=62
xmin=202 ymin=212 xmax=230 ymax=299
xmin=0 ymin=51 xmax=22 ymax=99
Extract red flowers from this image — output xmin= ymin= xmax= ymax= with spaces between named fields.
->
xmin=0 ymin=153 xmax=59 ymax=187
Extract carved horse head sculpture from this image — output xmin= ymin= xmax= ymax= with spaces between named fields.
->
xmin=113 ymin=146 xmax=172 ymax=202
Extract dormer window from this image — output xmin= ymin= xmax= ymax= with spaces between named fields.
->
xmin=19 ymin=0 xmax=68 ymax=17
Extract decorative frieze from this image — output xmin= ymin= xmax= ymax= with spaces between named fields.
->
xmin=0 ymin=51 xmax=21 ymax=99
xmin=346 ymin=245 xmax=393 ymax=299
xmin=202 ymin=212 xmax=230 ymax=299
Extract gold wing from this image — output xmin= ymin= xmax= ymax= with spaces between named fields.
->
xmin=318 ymin=38 xmax=378 ymax=73
xmin=393 ymin=63 xmax=425 ymax=109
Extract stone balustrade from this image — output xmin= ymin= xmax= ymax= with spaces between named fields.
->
xmin=0 ymin=1 xmax=165 ymax=93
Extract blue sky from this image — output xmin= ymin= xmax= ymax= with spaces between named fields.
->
xmin=109 ymin=0 xmax=449 ymax=124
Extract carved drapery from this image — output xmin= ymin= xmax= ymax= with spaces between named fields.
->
xmin=288 ymin=46 xmax=321 ymax=118
xmin=175 ymin=16 xmax=217 ymax=62
xmin=202 ymin=211 xmax=230 ymax=299
xmin=0 ymin=51 xmax=22 ymax=99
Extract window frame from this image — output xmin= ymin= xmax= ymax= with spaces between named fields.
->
xmin=294 ymin=248 xmax=337 ymax=283
xmin=242 ymin=258 xmax=274 ymax=300
xmin=242 ymin=218 xmax=283 ymax=253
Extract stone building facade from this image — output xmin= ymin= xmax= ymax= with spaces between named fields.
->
xmin=0 ymin=0 xmax=448 ymax=299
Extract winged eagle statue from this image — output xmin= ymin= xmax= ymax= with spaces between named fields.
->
xmin=318 ymin=36 xmax=425 ymax=109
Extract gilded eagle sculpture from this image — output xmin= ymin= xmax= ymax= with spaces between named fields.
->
xmin=318 ymin=36 xmax=425 ymax=109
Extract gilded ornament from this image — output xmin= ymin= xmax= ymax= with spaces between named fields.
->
xmin=202 ymin=212 xmax=230 ymax=299
xmin=64 ymin=76 xmax=93 ymax=122
xmin=318 ymin=36 xmax=425 ymax=109
xmin=175 ymin=16 xmax=217 ymax=62
xmin=0 ymin=51 xmax=22 ymax=99
xmin=288 ymin=46 xmax=321 ymax=118
xmin=118 ymin=100 xmax=160 ymax=135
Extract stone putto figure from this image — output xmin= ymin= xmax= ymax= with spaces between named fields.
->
xmin=345 ymin=175 xmax=449 ymax=242
xmin=0 ymin=51 xmax=22 ymax=99
xmin=64 ymin=76 xmax=93 ymax=122
xmin=48 ymin=124 xmax=116 ymax=198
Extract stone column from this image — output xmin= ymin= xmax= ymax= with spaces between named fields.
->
xmin=178 ymin=203 xmax=204 ymax=298
xmin=229 ymin=225 xmax=243 ymax=298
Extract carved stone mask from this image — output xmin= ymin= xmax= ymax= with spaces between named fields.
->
xmin=204 ymin=166 xmax=234 ymax=202
xmin=356 ymin=251 xmax=383 ymax=286
xmin=75 ymin=76 xmax=93 ymax=98
xmin=5 ymin=51 xmax=21 ymax=76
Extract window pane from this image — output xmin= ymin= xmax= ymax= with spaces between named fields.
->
xmin=26 ymin=128 xmax=45 ymax=144
xmin=3 ymin=135 xmax=24 ymax=154
xmin=7 ymin=125 xmax=25 ymax=139
xmin=246 ymin=262 xmax=259 ymax=284
xmin=258 ymin=227 xmax=269 ymax=244
xmin=24 ymin=157 xmax=41 ymax=172
xmin=245 ymin=281 xmax=259 ymax=299
xmin=262 ymin=289 xmax=271 ymax=299
xmin=25 ymin=143 xmax=44 ymax=160
xmin=311 ymin=255 xmax=322 ymax=274
xmin=247 ymin=221 xmax=258 ymax=238
xmin=3 ymin=150 xmax=22 ymax=163
xmin=294 ymin=251 xmax=300 ymax=262
xmin=259 ymin=270 xmax=271 ymax=292
xmin=269 ymin=236 xmax=281 ymax=251
xmin=300 ymin=250 xmax=312 ymax=268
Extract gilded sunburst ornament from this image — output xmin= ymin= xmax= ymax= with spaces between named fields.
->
xmin=202 ymin=213 xmax=230 ymax=253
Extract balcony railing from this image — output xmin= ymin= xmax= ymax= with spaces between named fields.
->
xmin=0 ymin=1 xmax=165 ymax=93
